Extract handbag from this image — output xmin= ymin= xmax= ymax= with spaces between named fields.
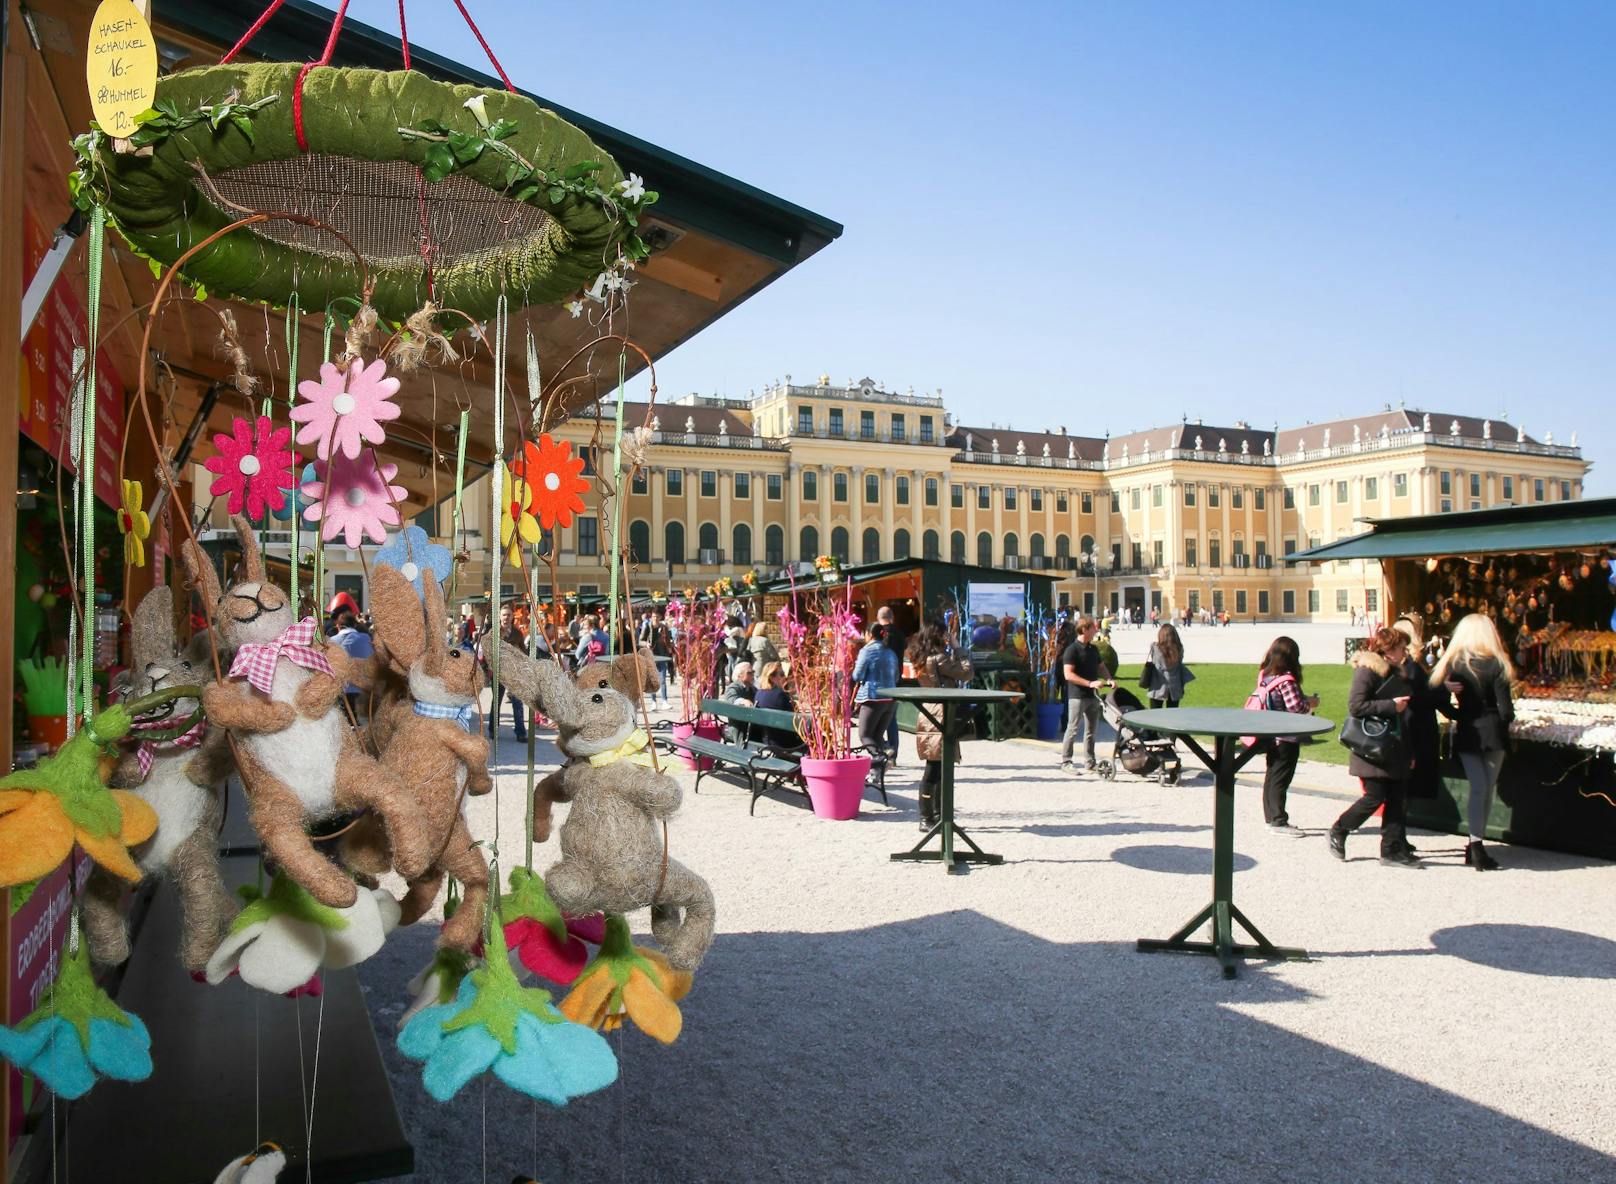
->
xmin=1138 ymin=663 xmax=1157 ymax=691
xmin=1339 ymin=676 xmax=1405 ymax=765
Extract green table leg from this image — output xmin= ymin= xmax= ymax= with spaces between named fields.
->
xmin=892 ymin=701 xmax=1004 ymax=872
xmin=1137 ymin=735 xmax=1308 ymax=977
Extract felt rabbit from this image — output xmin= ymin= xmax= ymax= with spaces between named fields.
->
xmin=342 ymin=565 xmax=492 ymax=952
xmin=81 ymin=585 xmax=238 ymax=971
xmin=180 ymin=516 xmax=432 ymax=908
xmin=497 ymin=644 xmax=716 ymax=971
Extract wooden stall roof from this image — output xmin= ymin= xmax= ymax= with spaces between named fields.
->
xmin=20 ymin=0 xmax=841 ymax=510
xmin=1289 ymin=497 xmax=1616 ymax=564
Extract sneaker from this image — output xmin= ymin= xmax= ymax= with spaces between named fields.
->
xmin=1379 ymin=849 xmax=1422 ymax=867
xmin=1060 ymin=761 xmax=1078 ymax=775
xmin=1328 ymin=829 xmax=1347 ymax=861
xmin=1083 ymin=760 xmax=1096 ymax=772
xmin=1267 ymin=821 xmax=1303 ymax=836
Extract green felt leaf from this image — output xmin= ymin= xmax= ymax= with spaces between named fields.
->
xmin=229 ymin=872 xmax=350 ymax=934
xmin=447 ymin=131 xmax=484 ymax=164
xmin=421 ymin=142 xmax=456 ymax=183
xmin=442 ymin=927 xmax=562 ymax=1053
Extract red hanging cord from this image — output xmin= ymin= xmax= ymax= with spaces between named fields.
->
xmin=397 ymin=0 xmax=412 ymax=71
xmin=450 ymin=0 xmax=517 ymax=91
xmin=219 ymin=0 xmax=288 ymax=63
xmin=290 ymin=0 xmax=354 ymax=150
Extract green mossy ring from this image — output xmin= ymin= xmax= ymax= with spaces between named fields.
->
xmin=86 ymin=63 xmax=629 ymax=321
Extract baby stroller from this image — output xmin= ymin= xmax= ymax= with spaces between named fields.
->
xmin=1096 ymin=686 xmax=1182 ymax=786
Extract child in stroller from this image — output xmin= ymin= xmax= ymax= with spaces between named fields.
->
xmin=1096 ymin=686 xmax=1182 ymax=785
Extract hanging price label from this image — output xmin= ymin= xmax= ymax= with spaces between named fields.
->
xmin=85 ymin=0 xmax=157 ymax=136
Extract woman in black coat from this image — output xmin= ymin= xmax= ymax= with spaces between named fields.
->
xmin=1330 ymin=628 xmax=1420 ymax=866
xmin=1390 ymin=614 xmax=1456 ymax=853
xmin=1430 ymin=613 xmax=1517 ymax=870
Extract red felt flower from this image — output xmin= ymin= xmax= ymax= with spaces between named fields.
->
xmin=512 ymin=434 xmax=589 ymax=530
xmin=204 ymin=416 xmax=295 ymax=520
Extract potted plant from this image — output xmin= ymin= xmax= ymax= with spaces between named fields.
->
xmin=813 ymin=554 xmax=843 ymax=585
xmin=665 ymin=598 xmax=724 ymax=770
xmin=777 ymin=582 xmax=867 ymax=819
xmin=18 ymin=658 xmax=69 ymax=751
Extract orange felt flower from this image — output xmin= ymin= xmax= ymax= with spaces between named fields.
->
xmin=512 ymin=434 xmax=589 ymax=531
xmin=557 ymin=916 xmax=693 ymax=1044
xmin=0 ymin=787 xmax=156 ymax=885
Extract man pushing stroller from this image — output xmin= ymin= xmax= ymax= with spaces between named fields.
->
xmin=1060 ymin=614 xmax=1115 ymax=774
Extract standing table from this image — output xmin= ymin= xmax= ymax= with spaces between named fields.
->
xmin=881 ymin=686 xmax=1023 ymax=874
xmin=1125 ymin=707 xmax=1334 ymax=979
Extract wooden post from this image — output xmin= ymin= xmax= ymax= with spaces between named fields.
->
xmin=0 ymin=0 xmax=32 ymax=1169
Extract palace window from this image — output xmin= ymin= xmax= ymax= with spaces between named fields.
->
xmin=666 ymin=469 xmax=683 ymax=496
xmin=920 ymin=416 xmax=935 ymax=444
xmin=1440 ymin=471 xmax=1452 ymax=496
xmin=1534 ymin=479 xmax=1545 ymax=502
xmin=1209 ymin=537 xmax=1222 ymax=568
xmin=803 ymin=469 xmax=818 ymax=501
xmin=829 ymin=408 xmax=844 ymax=437
xmin=1184 ymin=538 xmax=1197 ymax=567
xmin=1283 ymin=590 xmax=1295 ymax=615
xmin=1209 ymin=485 xmax=1221 ymax=509
xmin=1336 ymin=589 xmax=1349 ymax=614
xmin=897 ymin=475 xmax=910 ymax=505
xmin=1470 ymin=473 xmax=1482 ymax=499
xmin=1110 ymin=491 xmax=1120 ymax=514
xmin=797 ymin=406 xmax=814 ymax=435
xmin=977 ymin=532 xmax=993 ymax=566
xmin=1308 ymin=590 xmax=1321 ymax=613
xmin=923 ymin=530 xmax=940 ymax=560
xmin=830 ymin=527 xmax=849 ymax=564
xmin=1258 ymin=590 xmax=1270 ymax=615
xmin=1308 ymin=484 xmax=1320 ymax=507
xmin=700 ymin=470 xmax=717 ymax=498
xmin=799 ymin=525 xmax=817 ymax=561
xmin=1394 ymin=473 xmax=1408 ymax=497
xmin=1005 ymin=487 xmax=1018 ymax=511
xmin=834 ymin=472 xmax=849 ymax=502
xmin=732 ymin=524 xmax=752 ymax=566
xmin=1185 ymin=484 xmax=1197 ymax=507
xmin=735 ymin=472 xmax=750 ymax=499
xmin=1231 ymin=488 xmax=1243 ymax=510
xmin=698 ymin=523 xmax=719 ymax=560
xmin=950 ymin=531 xmax=966 ymax=563
xmin=951 ymin=483 xmax=964 ymax=509
xmin=577 ymin=517 xmax=599 ymax=557
xmin=925 ymin=477 xmax=938 ymax=506
xmin=631 ymin=471 xmax=648 ymax=495
xmin=860 ymin=410 xmax=875 ymax=440
xmin=1236 ymin=590 xmax=1248 ymax=615
xmin=1502 ymin=476 xmax=1514 ymax=501
xmin=765 ymin=525 xmax=784 ymax=566
xmin=891 ymin=414 xmax=906 ymax=442
xmin=1152 ymin=540 xmax=1163 ymax=568
xmin=1152 ymin=485 xmax=1163 ymax=508
xmin=1030 ymin=488 xmax=1043 ymax=512
xmin=895 ymin=528 xmax=912 ymax=560
xmin=978 ymin=486 xmax=991 ymax=510
xmin=628 ymin=520 xmax=650 ymax=563
xmin=1131 ymin=489 xmax=1141 ymax=511
xmin=1336 ymin=480 xmax=1348 ymax=503
xmin=1255 ymin=488 xmax=1266 ymax=511
xmin=1365 ymin=476 xmax=1378 ymax=500
xmin=862 ymin=528 xmax=881 ymax=564
xmin=865 ymin=473 xmax=880 ymax=503
xmin=665 ymin=522 xmax=685 ymax=564
xmin=767 ymin=474 xmax=782 ymax=500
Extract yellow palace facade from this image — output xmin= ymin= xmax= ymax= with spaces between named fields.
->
xmin=354 ymin=377 xmax=1593 ymax=622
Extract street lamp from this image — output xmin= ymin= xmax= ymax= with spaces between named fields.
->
xmin=1081 ymin=550 xmax=1100 ymax=618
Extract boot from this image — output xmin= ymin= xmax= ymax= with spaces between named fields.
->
xmin=918 ymin=788 xmax=938 ymax=832
xmin=1466 ymin=841 xmax=1500 ymax=871
xmin=1328 ymin=827 xmax=1347 ymax=861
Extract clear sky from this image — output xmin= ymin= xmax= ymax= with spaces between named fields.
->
xmin=345 ymin=0 xmax=1614 ymax=490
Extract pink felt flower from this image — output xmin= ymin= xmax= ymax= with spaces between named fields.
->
xmin=300 ymin=451 xmax=406 ymax=548
xmin=203 ymin=416 xmax=295 ymax=520
xmin=290 ymin=358 xmax=402 ymax=461
xmin=502 ymin=914 xmax=607 ymax=986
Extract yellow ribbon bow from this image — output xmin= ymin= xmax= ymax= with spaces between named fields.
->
xmin=587 ymin=728 xmax=656 ymax=769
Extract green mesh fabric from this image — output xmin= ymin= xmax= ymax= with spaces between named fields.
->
xmin=91 ymin=64 xmax=628 ymax=321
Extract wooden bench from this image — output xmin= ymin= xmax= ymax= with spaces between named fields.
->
xmin=654 ymin=698 xmax=888 ymax=813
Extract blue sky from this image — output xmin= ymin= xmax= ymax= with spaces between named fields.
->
xmin=344 ymin=0 xmax=1614 ymax=490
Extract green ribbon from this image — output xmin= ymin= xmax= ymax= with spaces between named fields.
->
xmin=285 ymin=292 xmax=301 ymax=607
xmin=607 ymin=352 xmax=628 ymax=659
xmin=79 ymin=206 xmax=106 ymax=721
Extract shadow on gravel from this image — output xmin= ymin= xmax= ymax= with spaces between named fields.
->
xmin=1112 ymin=842 xmax=1258 ymax=875
xmin=361 ymin=909 xmax=1615 ymax=1184
xmin=1431 ymin=923 xmax=1616 ymax=978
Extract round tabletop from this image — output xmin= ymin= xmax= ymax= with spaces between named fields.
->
xmin=875 ymin=686 xmax=1024 ymax=703
xmin=1123 ymin=707 xmax=1335 ymax=739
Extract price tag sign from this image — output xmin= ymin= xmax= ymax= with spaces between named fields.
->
xmin=85 ymin=0 xmax=157 ymax=137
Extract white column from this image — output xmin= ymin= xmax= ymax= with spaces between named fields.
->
xmin=881 ymin=467 xmax=896 ymax=560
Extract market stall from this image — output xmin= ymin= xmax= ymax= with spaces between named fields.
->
xmin=1291 ymin=498 xmax=1616 ymax=860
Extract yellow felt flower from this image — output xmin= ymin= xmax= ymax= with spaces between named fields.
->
xmin=117 ymin=479 xmax=151 ymax=568
xmin=0 ymin=787 xmax=157 ymax=885
xmin=497 ymin=463 xmax=541 ymax=565
xmin=558 ymin=916 xmax=693 ymax=1044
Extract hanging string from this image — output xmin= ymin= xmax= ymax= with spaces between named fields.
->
xmin=397 ymin=0 xmax=412 ymax=70
xmin=606 ymin=352 xmax=628 ymax=658
xmin=488 ymin=292 xmax=508 ymax=861
xmin=64 ymin=346 xmax=85 ymax=743
xmin=79 ymin=207 xmax=106 ymax=723
xmin=286 ymin=292 xmax=302 ymax=608
xmin=450 ymin=408 xmax=469 ymax=603
xmin=449 ymin=0 xmax=517 ymax=91
xmin=218 ymin=0 xmax=289 ymax=62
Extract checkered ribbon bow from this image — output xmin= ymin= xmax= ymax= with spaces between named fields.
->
xmin=228 ymin=617 xmax=335 ymax=695
xmin=131 ymin=715 xmax=207 ymax=777
xmin=412 ymin=701 xmax=477 ymax=732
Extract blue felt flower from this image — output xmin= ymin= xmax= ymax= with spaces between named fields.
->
xmin=271 ymin=463 xmax=318 ymax=522
xmin=0 ymin=939 xmax=152 ymax=1098
xmin=373 ymin=525 xmax=454 ymax=594
xmin=397 ymin=927 xmax=616 ymax=1104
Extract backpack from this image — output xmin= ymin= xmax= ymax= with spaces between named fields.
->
xmin=1241 ymin=673 xmax=1296 ymax=747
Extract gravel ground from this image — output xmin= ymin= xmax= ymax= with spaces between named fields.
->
xmin=361 ymin=694 xmax=1616 ymax=1184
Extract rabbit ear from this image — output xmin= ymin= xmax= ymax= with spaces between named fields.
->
xmin=370 ymin=565 xmax=426 ymax=673
xmin=130 ymin=585 xmax=176 ymax=670
xmin=420 ymin=574 xmax=449 ymax=675
xmin=180 ymin=539 xmax=223 ymax=623
xmin=232 ymin=515 xmax=266 ymax=583
xmin=607 ymin=646 xmax=659 ymax=698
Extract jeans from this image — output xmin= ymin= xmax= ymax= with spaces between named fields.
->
xmin=857 ymin=700 xmax=896 ymax=757
xmin=653 ymin=657 xmax=673 ymax=704
xmin=1334 ymin=775 xmax=1407 ymax=854
xmin=1459 ymin=749 xmax=1506 ymax=839
xmin=490 ymin=684 xmax=527 ymax=740
xmin=1263 ymin=740 xmax=1300 ymax=825
xmin=1061 ymin=696 xmax=1103 ymax=764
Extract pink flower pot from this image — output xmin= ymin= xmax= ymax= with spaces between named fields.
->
xmin=673 ymin=720 xmax=721 ymax=771
xmin=801 ymin=755 xmax=873 ymax=820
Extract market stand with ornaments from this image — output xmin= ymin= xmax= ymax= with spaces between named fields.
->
xmin=0 ymin=0 xmax=839 ymax=1176
xmin=1291 ymin=497 xmax=1616 ymax=859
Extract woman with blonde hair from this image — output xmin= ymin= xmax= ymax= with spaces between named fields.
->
xmin=746 ymin=620 xmax=780 ymax=669
xmin=1430 ymin=613 xmax=1516 ymax=870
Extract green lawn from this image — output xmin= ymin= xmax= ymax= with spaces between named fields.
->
xmin=1113 ymin=662 xmax=1352 ymax=766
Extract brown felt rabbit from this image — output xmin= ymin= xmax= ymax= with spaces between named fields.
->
xmin=82 ymin=585 xmax=238 ymax=972
xmin=180 ymin=516 xmax=433 ymax=909
xmin=498 ymin=644 xmax=716 ymax=971
xmin=342 ymin=565 xmax=492 ymax=952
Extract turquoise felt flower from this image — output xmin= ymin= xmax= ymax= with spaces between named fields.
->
xmin=398 ymin=924 xmax=616 ymax=1104
xmin=271 ymin=462 xmax=317 ymax=522
xmin=0 ymin=934 xmax=151 ymax=1098
xmin=373 ymin=525 xmax=454 ymax=594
